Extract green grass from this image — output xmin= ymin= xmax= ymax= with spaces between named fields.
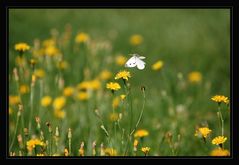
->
xmin=9 ymin=9 xmax=230 ymax=156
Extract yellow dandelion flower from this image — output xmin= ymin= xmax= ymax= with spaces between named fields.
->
xmin=109 ymin=113 xmax=119 ymax=122
xmin=15 ymin=56 xmax=26 ymax=66
xmin=106 ymin=82 xmax=121 ymax=92
xmin=115 ymin=55 xmax=127 ymax=66
xmin=91 ymin=79 xmax=101 ymax=90
xmin=45 ymin=46 xmax=60 ymax=57
xmin=99 ymin=70 xmax=112 ymax=80
xmin=64 ymin=148 xmax=69 ymax=156
xmin=120 ymin=94 xmax=126 ymax=101
xmin=141 ymin=147 xmax=150 ymax=155
xmin=188 ymin=71 xmax=202 ymax=83
xmin=54 ymin=109 xmax=66 ymax=119
xmin=77 ymin=81 xmax=92 ymax=90
xmin=210 ymin=148 xmax=230 ymax=156
xmin=34 ymin=69 xmax=45 ymax=78
xmin=53 ymin=96 xmax=66 ymax=110
xmin=75 ymin=32 xmax=90 ymax=43
xmin=115 ymin=70 xmax=131 ymax=81
xmin=130 ymin=34 xmax=143 ymax=46
xmin=19 ymin=84 xmax=30 ymax=94
xmin=63 ymin=87 xmax=74 ymax=97
xmin=151 ymin=60 xmax=164 ymax=71
xmin=112 ymin=97 xmax=120 ymax=109
xmin=9 ymin=107 xmax=13 ymax=115
xmin=211 ymin=95 xmax=229 ymax=104
xmin=194 ymin=127 xmax=212 ymax=138
xmin=134 ymin=129 xmax=149 ymax=138
xmin=26 ymin=138 xmax=44 ymax=152
xmin=9 ymin=95 xmax=20 ymax=105
xmin=134 ymin=139 xmax=139 ymax=147
xmin=212 ymin=136 xmax=227 ymax=145
xmin=76 ymin=91 xmax=89 ymax=101
xmin=104 ymin=148 xmax=117 ymax=156
xmin=57 ymin=60 xmax=69 ymax=70
xmin=15 ymin=42 xmax=30 ymax=52
xmin=41 ymin=96 xmax=52 ymax=107
xmin=43 ymin=39 xmax=56 ymax=48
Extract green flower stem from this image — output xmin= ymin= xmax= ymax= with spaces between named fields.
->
xmin=218 ymin=103 xmax=224 ymax=136
xmin=9 ymin=111 xmax=21 ymax=152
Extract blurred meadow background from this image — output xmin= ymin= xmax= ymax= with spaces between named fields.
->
xmin=8 ymin=9 xmax=230 ymax=156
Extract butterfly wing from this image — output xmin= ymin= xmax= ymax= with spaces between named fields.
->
xmin=125 ymin=56 xmax=137 ymax=68
xmin=136 ymin=58 xmax=146 ymax=70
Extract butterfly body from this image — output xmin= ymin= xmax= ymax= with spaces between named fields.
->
xmin=125 ymin=54 xmax=146 ymax=70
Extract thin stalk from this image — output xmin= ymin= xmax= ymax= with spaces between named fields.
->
xmin=218 ymin=104 xmax=224 ymax=136
xmin=9 ymin=111 xmax=21 ymax=152
xmin=28 ymin=81 xmax=34 ymax=134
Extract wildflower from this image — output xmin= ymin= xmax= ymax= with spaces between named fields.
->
xmin=210 ymin=148 xmax=230 ymax=156
xmin=63 ymin=87 xmax=74 ymax=97
xmin=29 ymin=59 xmax=37 ymax=69
xmin=15 ymin=42 xmax=30 ymax=53
xmin=211 ymin=95 xmax=229 ymax=105
xmin=115 ymin=55 xmax=127 ymax=66
xmin=188 ymin=71 xmax=202 ymax=83
xmin=115 ymin=70 xmax=131 ymax=81
xmin=76 ymin=91 xmax=89 ymax=101
xmin=120 ymin=94 xmax=126 ymax=101
xmin=106 ymin=82 xmax=121 ymax=92
xmin=104 ymin=148 xmax=117 ymax=156
xmin=130 ymin=34 xmax=143 ymax=46
xmin=19 ymin=84 xmax=30 ymax=94
xmin=54 ymin=109 xmax=66 ymax=119
xmin=75 ymin=32 xmax=90 ymax=43
xmin=41 ymin=96 xmax=52 ymax=107
xmin=91 ymin=79 xmax=101 ymax=90
xmin=99 ymin=70 xmax=112 ymax=80
xmin=34 ymin=69 xmax=45 ymax=79
xmin=194 ymin=127 xmax=212 ymax=138
xmin=64 ymin=148 xmax=69 ymax=156
xmin=134 ymin=129 xmax=149 ymax=138
xmin=112 ymin=97 xmax=120 ymax=109
xmin=15 ymin=56 xmax=26 ymax=67
xmin=53 ymin=96 xmax=66 ymax=110
xmin=212 ymin=136 xmax=227 ymax=147
xmin=141 ymin=147 xmax=150 ymax=156
xmin=9 ymin=95 xmax=20 ymax=105
xmin=151 ymin=60 xmax=164 ymax=71
xmin=109 ymin=113 xmax=119 ymax=122
xmin=26 ymin=138 xmax=45 ymax=152
xmin=77 ymin=80 xmax=101 ymax=91
xmin=133 ymin=139 xmax=139 ymax=152
xmin=9 ymin=107 xmax=13 ymax=115
xmin=57 ymin=60 xmax=69 ymax=70
xmin=45 ymin=46 xmax=60 ymax=57
xmin=43 ymin=39 xmax=56 ymax=48
xmin=79 ymin=142 xmax=84 ymax=156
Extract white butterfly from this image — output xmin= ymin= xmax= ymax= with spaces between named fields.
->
xmin=125 ymin=54 xmax=146 ymax=70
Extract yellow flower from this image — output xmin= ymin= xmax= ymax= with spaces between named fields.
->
xmin=109 ymin=113 xmax=119 ymax=122
xmin=43 ymin=39 xmax=56 ymax=48
xmin=115 ymin=70 xmax=131 ymax=81
xmin=115 ymin=55 xmax=127 ymax=66
xmin=134 ymin=139 xmax=139 ymax=147
xmin=15 ymin=42 xmax=30 ymax=52
xmin=99 ymin=70 xmax=112 ymax=80
xmin=57 ymin=60 xmax=69 ymax=70
xmin=26 ymin=138 xmax=44 ymax=152
xmin=9 ymin=95 xmax=20 ymax=105
xmin=130 ymin=34 xmax=143 ymax=46
xmin=76 ymin=91 xmax=89 ymax=101
xmin=15 ymin=56 xmax=26 ymax=66
xmin=151 ymin=60 xmax=164 ymax=71
xmin=194 ymin=127 xmax=212 ymax=138
xmin=9 ymin=107 xmax=13 ymax=115
xmin=104 ymin=148 xmax=117 ymax=156
xmin=64 ymin=148 xmax=69 ymax=156
xmin=54 ymin=109 xmax=66 ymax=119
xmin=112 ymin=97 xmax=120 ymax=109
xmin=211 ymin=95 xmax=229 ymax=104
xmin=34 ymin=69 xmax=45 ymax=78
xmin=212 ymin=136 xmax=227 ymax=145
xmin=120 ymin=94 xmax=126 ymax=101
xmin=134 ymin=129 xmax=149 ymax=138
xmin=53 ymin=96 xmax=66 ymax=110
xmin=19 ymin=84 xmax=30 ymax=94
xmin=41 ymin=96 xmax=52 ymax=107
xmin=188 ymin=71 xmax=202 ymax=83
xmin=77 ymin=80 xmax=101 ymax=91
xmin=63 ymin=87 xmax=74 ymax=97
xmin=210 ymin=148 xmax=230 ymax=156
xmin=141 ymin=147 xmax=150 ymax=155
xmin=91 ymin=79 xmax=101 ymax=90
xmin=45 ymin=46 xmax=60 ymax=57
xmin=75 ymin=32 xmax=90 ymax=43
xmin=106 ymin=82 xmax=121 ymax=91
